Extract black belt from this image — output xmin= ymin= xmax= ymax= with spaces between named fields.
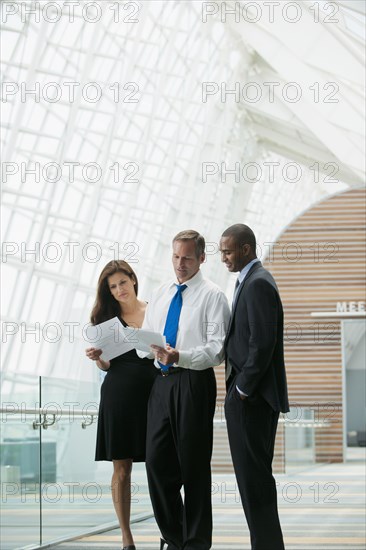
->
xmin=159 ymin=366 xmax=183 ymax=377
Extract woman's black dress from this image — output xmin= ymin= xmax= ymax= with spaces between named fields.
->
xmin=95 ymin=333 xmax=157 ymax=462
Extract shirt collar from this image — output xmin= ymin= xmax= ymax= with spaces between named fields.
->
xmin=171 ymin=269 xmax=203 ymax=289
xmin=238 ymin=258 xmax=260 ymax=284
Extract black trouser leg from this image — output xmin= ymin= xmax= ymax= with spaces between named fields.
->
xmin=146 ymin=377 xmax=183 ymax=550
xmin=146 ymin=369 xmax=216 ymax=550
xmin=178 ymin=369 xmax=216 ymax=550
xmin=225 ymin=385 xmax=285 ymax=550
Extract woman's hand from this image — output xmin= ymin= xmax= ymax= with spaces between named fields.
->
xmin=85 ymin=347 xmax=110 ymax=371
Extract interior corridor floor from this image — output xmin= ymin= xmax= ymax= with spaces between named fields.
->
xmin=47 ymin=451 xmax=365 ymax=550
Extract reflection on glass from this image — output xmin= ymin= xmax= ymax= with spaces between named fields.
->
xmin=284 ymin=407 xmax=315 ymax=473
xmin=0 ymin=373 xmax=41 ymax=550
xmin=343 ymin=320 xmax=366 ymax=456
xmin=40 ymin=375 xmax=152 ymax=545
xmin=0 ymin=373 xmax=153 ymax=549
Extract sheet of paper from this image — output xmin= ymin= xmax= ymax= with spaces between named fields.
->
xmin=132 ymin=329 xmax=166 ymax=352
xmin=85 ymin=317 xmax=134 ymax=361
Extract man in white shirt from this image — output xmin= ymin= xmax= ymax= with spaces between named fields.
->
xmin=140 ymin=230 xmax=230 ymax=550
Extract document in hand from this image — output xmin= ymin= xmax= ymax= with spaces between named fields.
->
xmin=132 ymin=329 xmax=166 ymax=352
xmin=85 ymin=317 xmax=166 ymax=360
xmin=85 ymin=317 xmax=134 ymax=361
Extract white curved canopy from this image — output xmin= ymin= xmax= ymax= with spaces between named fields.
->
xmin=1 ymin=0 xmax=365 ymax=381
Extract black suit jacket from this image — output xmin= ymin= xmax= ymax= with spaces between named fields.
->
xmin=225 ymin=261 xmax=289 ymax=413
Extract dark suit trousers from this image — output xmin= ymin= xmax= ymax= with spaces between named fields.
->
xmin=225 ymin=379 xmax=285 ymax=550
xmin=146 ymin=368 xmax=216 ymax=550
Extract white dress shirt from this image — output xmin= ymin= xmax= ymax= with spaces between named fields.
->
xmin=139 ymin=270 xmax=231 ymax=370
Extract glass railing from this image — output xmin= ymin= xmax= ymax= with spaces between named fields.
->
xmin=1 ymin=370 xmax=330 ymax=549
xmin=1 ymin=374 xmax=41 ymax=549
xmin=281 ymin=406 xmax=330 ymax=473
xmin=0 ymin=372 xmax=153 ymax=550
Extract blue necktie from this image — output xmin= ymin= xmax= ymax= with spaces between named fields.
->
xmin=159 ymin=284 xmax=187 ymax=371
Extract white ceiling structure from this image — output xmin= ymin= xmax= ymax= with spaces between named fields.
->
xmin=1 ymin=0 xmax=365 ymax=382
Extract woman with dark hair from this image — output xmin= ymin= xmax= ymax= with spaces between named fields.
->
xmin=86 ymin=260 xmax=157 ymax=550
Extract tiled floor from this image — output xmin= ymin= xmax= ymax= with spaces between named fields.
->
xmin=50 ymin=451 xmax=366 ymax=550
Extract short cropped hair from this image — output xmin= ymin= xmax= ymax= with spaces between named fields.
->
xmin=222 ymin=224 xmax=256 ymax=253
xmin=173 ymin=230 xmax=205 ymax=258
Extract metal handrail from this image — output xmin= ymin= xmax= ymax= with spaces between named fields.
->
xmin=0 ymin=407 xmax=98 ymax=429
xmin=278 ymin=419 xmax=330 ymax=428
xmin=213 ymin=417 xmax=329 ymax=428
xmin=1 ymin=407 xmax=330 ymax=430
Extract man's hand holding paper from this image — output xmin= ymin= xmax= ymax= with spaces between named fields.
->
xmin=151 ymin=344 xmax=178 ymax=365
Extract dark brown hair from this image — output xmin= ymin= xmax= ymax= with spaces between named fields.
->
xmin=90 ymin=260 xmax=138 ymax=325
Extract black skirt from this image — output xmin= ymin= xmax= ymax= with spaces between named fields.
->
xmin=95 ymin=348 xmax=158 ymax=462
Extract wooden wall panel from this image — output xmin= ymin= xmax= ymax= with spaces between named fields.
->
xmin=211 ymin=187 xmax=366 ymax=474
xmin=267 ymin=187 xmax=365 ymax=465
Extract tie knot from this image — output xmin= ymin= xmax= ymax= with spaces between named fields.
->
xmin=175 ymin=284 xmax=187 ymax=293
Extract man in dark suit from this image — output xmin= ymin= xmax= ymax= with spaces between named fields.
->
xmin=219 ymin=223 xmax=289 ymax=550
